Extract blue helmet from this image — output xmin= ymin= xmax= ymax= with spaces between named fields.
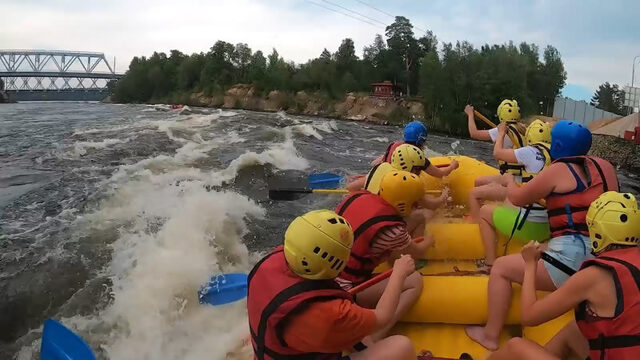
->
xmin=550 ymin=120 xmax=592 ymax=159
xmin=403 ymin=121 xmax=428 ymax=146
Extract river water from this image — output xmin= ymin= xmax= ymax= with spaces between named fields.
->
xmin=0 ymin=103 xmax=637 ymax=359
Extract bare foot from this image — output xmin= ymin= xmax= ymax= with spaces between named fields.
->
xmin=465 ymin=325 xmax=498 ymax=351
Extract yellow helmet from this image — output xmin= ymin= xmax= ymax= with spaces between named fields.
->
xmin=497 ymin=99 xmax=521 ymax=123
xmin=525 ymin=119 xmax=551 ymax=145
xmin=586 ymin=192 xmax=640 ymax=254
xmin=379 ymin=170 xmax=424 ymax=216
xmin=364 ymin=162 xmax=394 ymax=194
xmin=391 ymin=144 xmax=427 ymax=173
xmin=284 ymin=210 xmax=354 ymax=280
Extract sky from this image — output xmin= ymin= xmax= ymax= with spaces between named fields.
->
xmin=1 ymin=0 xmax=639 ymax=101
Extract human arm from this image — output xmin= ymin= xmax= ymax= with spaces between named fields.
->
xmin=493 ymin=123 xmax=519 ymax=163
xmin=425 ymin=160 xmax=459 ymax=178
xmin=371 ymin=154 xmax=384 ymax=166
xmin=346 ymin=175 xmax=366 ymax=192
xmin=520 ymin=242 xmax=594 ymax=326
xmin=506 ymin=163 xmax=562 ymax=206
xmin=466 ymin=105 xmax=492 ymax=141
xmin=373 ymin=255 xmax=415 ymax=329
xmin=419 ymin=188 xmax=449 ymax=209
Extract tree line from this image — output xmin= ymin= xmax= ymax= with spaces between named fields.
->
xmin=590 ymin=82 xmax=631 ymax=115
xmin=113 ymin=16 xmax=568 ymax=135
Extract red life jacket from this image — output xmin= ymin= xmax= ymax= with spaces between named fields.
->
xmin=383 ymin=141 xmax=404 ymax=163
xmin=546 ymin=156 xmax=618 ymax=238
xmin=576 ymin=247 xmax=640 ymax=360
xmin=335 ymin=191 xmax=405 ymax=284
xmin=247 ymin=246 xmax=353 ymax=360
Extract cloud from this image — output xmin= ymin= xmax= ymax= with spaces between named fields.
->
xmin=1 ymin=0 xmax=638 ymax=97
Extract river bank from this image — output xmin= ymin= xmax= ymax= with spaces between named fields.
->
xmin=113 ymin=84 xmax=425 ymax=125
xmin=109 ymin=84 xmax=640 ymax=175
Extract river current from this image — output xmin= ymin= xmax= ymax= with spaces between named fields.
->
xmin=0 ymin=102 xmax=637 ymax=359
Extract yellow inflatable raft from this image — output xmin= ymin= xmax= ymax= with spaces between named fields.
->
xmin=388 ymin=155 xmax=572 ymax=359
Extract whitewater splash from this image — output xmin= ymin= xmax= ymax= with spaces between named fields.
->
xmin=14 ymin=108 xmax=329 ymax=360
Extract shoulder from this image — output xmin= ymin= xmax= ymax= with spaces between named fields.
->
xmin=488 ymin=127 xmax=498 ymax=140
xmin=539 ymin=161 xmax=567 ymax=174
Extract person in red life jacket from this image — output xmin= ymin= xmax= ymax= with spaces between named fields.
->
xmin=466 ymin=120 xmax=620 ymax=350
xmin=247 ymin=209 xmax=417 ymax=360
xmin=371 ymin=120 xmax=428 ymax=167
xmin=369 ymin=120 xmax=459 ymax=170
xmin=336 ymin=170 xmax=429 ymax=341
xmin=347 ymin=144 xmax=454 ymax=220
xmin=487 ymin=191 xmax=640 ymax=360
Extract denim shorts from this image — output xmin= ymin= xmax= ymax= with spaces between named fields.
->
xmin=543 ymin=234 xmax=594 ymax=287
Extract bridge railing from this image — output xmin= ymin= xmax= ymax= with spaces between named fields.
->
xmin=0 ymin=50 xmax=123 ymax=92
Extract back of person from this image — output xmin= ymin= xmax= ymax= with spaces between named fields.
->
xmin=248 ymin=246 xmax=352 ymax=360
xmin=247 ymin=210 xmax=363 ymax=360
xmin=577 ymin=193 xmax=640 ymax=360
xmin=494 ymin=100 xmax=526 ymax=175
xmin=576 ymin=248 xmax=640 ymax=360
xmin=336 ymin=171 xmax=423 ymax=288
xmin=546 ymin=156 xmax=619 ymax=238
xmin=374 ymin=121 xmax=428 ymax=165
xmin=335 ymin=190 xmax=406 ymax=285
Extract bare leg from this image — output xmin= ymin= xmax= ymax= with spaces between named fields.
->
xmin=488 ymin=321 xmax=589 ymax=360
xmin=488 ymin=337 xmax=559 ymax=360
xmin=474 ymin=175 xmax=503 ymax=187
xmin=350 ymin=335 xmax=415 ymax=360
xmin=468 ymin=183 xmax=507 ymax=222
xmin=465 ymin=255 xmax=556 ymax=350
xmin=544 ymin=321 xmax=589 ymax=359
xmin=479 ymin=204 xmax=498 ymax=265
xmin=355 ymin=271 xmax=423 ymax=341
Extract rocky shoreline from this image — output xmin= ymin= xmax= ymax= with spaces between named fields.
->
xmin=166 ymin=84 xmax=425 ymax=125
xmin=589 ymin=134 xmax=640 ymax=174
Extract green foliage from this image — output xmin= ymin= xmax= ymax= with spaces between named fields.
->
xmin=113 ymin=17 xmax=567 ymax=135
xmin=385 ymin=105 xmax=411 ymax=125
xmin=418 ymin=41 xmax=566 ymax=135
xmin=591 ymin=82 xmax=625 ymax=114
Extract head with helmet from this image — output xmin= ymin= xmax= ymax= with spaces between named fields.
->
xmin=391 ymin=144 xmax=427 ymax=174
xmin=403 ymin=121 xmax=428 ymax=148
xmin=284 ymin=210 xmax=354 ymax=280
xmin=550 ymin=120 xmax=592 ymax=160
xmin=497 ymin=99 xmax=521 ymax=123
xmin=525 ymin=119 xmax=551 ymax=145
xmin=379 ymin=170 xmax=424 ymax=216
xmin=586 ymin=191 xmax=640 ymax=255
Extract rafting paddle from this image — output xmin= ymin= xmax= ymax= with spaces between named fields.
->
xmin=41 ymin=319 xmax=96 ymax=360
xmin=269 ymin=188 xmax=349 ymax=201
xmin=199 ymin=273 xmax=249 ymax=306
xmin=309 ymin=165 xmax=452 ymax=190
xmin=309 ymin=173 xmax=345 ymax=189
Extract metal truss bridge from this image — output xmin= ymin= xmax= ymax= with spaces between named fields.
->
xmin=0 ymin=50 xmax=123 ymax=101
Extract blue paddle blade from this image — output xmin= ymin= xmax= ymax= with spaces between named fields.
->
xmin=198 ymin=273 xmax=248 ymax=306
xmin=41 ymin=319 xmax=96 ymax=360
xmin=309 ymin=173 xmax=344 ymax=189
